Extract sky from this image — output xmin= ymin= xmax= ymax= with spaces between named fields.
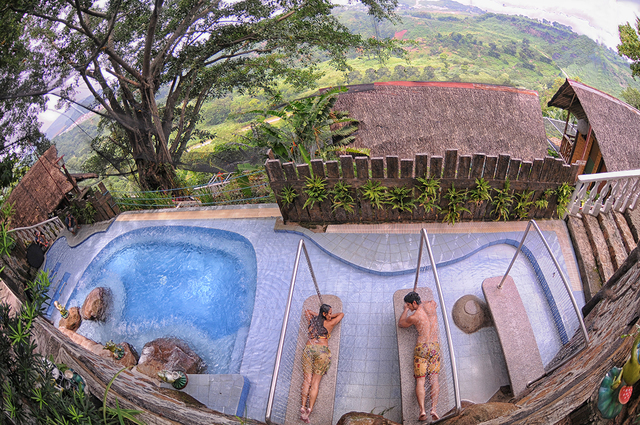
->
xmin=457 ymin=0 xmax=640 ymax=50
xmin=39 ymin=0 xmax=640 ymax=131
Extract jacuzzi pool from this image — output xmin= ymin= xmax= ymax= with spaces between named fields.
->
xmin=64 ymin=226 xmax=257 ymax=373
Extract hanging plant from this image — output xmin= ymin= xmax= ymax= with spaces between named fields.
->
xmin=415 ymin=177 xmax=442 ymax=213
xmin=555 ymin=182 xmax=574 ymax=217
xmin=443 ymin=184 xmax=470 ymax=225
xmin=360 ymin=180 xmax=388 ymax=209
xmin=280 ymin=186 xmax=298 ymax=206
xmin=513 ymin=190 xmax=535 ymax=220
xmin=386 ymin=185 xmax=416 ymax=212
xmin=491 ymin=179 xmax=514 ymax=221
xmin=303 ymin=176 xmax=328 ymax=209
xmin=330 ymin=182 xmax=355 ymax=213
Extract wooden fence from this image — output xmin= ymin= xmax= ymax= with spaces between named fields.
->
xmin=265 ymin=150 xmax=578 ymax=224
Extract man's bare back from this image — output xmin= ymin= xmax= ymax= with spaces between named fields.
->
xmin=415 ymin=300 xmax=439 ymax=344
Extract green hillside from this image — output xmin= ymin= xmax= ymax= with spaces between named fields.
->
xmin=52 ymin=2 xmax=640 ymax=190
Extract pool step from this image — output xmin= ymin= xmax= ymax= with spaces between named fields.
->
xmin=160 ymin=374 xmax=250 ymax=416
xmin=567 ymin=209 xmax=640 ymax=302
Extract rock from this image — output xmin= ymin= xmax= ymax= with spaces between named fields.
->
xmin=136 ymin=337 xmax=206 ymax=380
xmin=59 ymin=307 xmax=82 ymax=331
xmin=81 ymin=287 xmax=111 ymax=321
xmin=57 ymin=327 xmax=112 ymax=359
xmin=336 ymin=412 xmax=401 ymax=425
xmin=115 ymin=342 xmax=139 ymax=368
xmin=452 ymin=295 xmax=492 ymax=334
xmin=439 ymin=403 xmax=518 ymax=425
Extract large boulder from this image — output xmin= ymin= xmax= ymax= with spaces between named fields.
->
xmin=136 ymin=337 xmax=206 ymax=380
xmin=336 ymin=412 xmax=400 ymax=425
xmin=59 ymin=307 xmax=82 ymax=331
xmin=440 ymin=403 xmax=519 ymax=425
xmin=81 ymin=287 xmax=111 ymax=321
xmin=115 ymin=342 xmax=140 ymax=368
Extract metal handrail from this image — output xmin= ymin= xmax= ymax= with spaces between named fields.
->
xmin=497 ymin=219 xmax=589 ymax=383
xmin=413 ymin=228 xmax=461 ymax=422
xmin=265 ymin=239 xmax=322 ymax=425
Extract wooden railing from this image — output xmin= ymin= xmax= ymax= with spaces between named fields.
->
xmin=567 ymin=169 xmax=640 ymax=217
xmin=8 ymin=216 xmax=65 ymax=247
xmin=265 ymin=149 xmax=578 ymax=224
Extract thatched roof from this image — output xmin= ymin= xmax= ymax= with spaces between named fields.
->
xmin=6 ymin=146 xmax=74 ymax=229
xmin=331 ymin=82 xmax=548 ymax=160
xmin=547 ymin=79 xmax=640 ymax=172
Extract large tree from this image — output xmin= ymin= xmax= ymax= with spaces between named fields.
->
xmin=619 ymin=17 xmax=640 ymax=79
xmin=7 ymin=0 xmax=399 ymax=190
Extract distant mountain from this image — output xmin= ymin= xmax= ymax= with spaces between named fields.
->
xmin=45 ymin=95 xmax=96 ymax=140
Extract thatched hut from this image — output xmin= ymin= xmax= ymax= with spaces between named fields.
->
xmin=330 ymin=81 xmax=548 ymax=160
xmin=548 ymin=79 xmax=640 ymax=173
xmin=6 ymin=146 xmax=74 ymax=228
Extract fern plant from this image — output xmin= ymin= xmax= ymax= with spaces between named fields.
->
xmin=330 ymin=182 xmax=355 ymax=213
xmin=415 ymin=177 xmax=442 ymax=213
xmin=280 ymin=185 xmax=298 ymax=206
xmin=555 ymin=182 xmax=574 ymax=217
xmin=360 ymin=180 xmax=388 ymax=209
xmin=303 ymin=176 xmax=328 ymax=209
xmin=443 ymin=184 xmax=470 ymax=225
xmin=534 ymin=189 xmax=553 ymax=209
xmin=468 ymin=177 xmax=492 ymax=205
xmin=492 ymin=179 xmax=514 ymax=221
xmin=513 ymin=190 xmax=535 ymax=220
xmin=386 ymin=185 xmax=416 ymax=213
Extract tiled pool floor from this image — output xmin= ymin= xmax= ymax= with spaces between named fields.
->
xmin=43 ymin=205 xmax=583 ymax=424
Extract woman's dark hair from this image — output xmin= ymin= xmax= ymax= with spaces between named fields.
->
xmin=309 ymin=304 xmax=332 ymax=339
xmin=319 ymin=304 xmax=331 ymax=321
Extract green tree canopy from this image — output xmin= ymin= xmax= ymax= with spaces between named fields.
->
xmin=619 ymin=17 xmax=640 ymax=79
xmin=6 ymin=0 xmax=399 ymax=190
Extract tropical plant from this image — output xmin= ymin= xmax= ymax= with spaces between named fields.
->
xmin=280 ymin=186 xmax=299 ymax=206
xmin=534 ymin=189 xmax=553 ymax=210
xmin=415 ymin=177 xmax=442 ymax=213
xmin=468 ymin=178 xmax=492 ymax=205
xmin=0 ymin=202 xmax=15 ymax=256
xmin=249 ymin=87 xmax=360 ymax=165
xmin=330 ymin=182 xmax=356 ymax=213
xmin=513 ymin=190 xmax=535 ymax=220
xmin=71 ymin=202 xmax=97 ymax=225
xmin=443 ymin=184 xmax=470 ymax=225
xmin=303 ymin=176 xmax=328 ymax=209
xmin=319 ymin=146 xmax=371 ymax=161
xmin=492 ymin=179 xmax=514 ymax=221
xmin=555 ymin=182 xmax=574 ymax=217
xmin=360 ymin=180 xmax=388 ymax=210
xmin=386 ymin=185 xmax=416 ymax=213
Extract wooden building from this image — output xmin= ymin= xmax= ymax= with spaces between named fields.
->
xmin=331 ymin=81 xmax=549 ymax=161
xmin=548 ymin=79 xmax=640 ymax=174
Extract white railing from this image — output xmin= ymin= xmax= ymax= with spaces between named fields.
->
xmin=567 ymin=169 xmax=640 ymax=217
xmin=8 ymin=216 xmax=66 ymax=247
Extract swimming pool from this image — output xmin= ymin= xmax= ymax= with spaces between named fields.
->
xmin=61 ymin=226 xmax=257 ymax=373
xmin=43 ymin=210 xmax=584 ymax=424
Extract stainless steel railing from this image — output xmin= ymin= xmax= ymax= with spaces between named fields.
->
xmin=413 ymin=228 xmax=461 ymax=422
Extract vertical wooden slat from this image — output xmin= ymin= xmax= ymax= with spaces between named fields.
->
xmin=387 ymin=156 xmax=399 ymax=179
xmin=355 ymin=157 xmax=369 ymax=180
xmin=470 ymin=154 xmax=486 ymax=179
xmin=340 ymin=155 xmax=354 ymax=179
xmin=311 ymin=160 xmax=334 ymax=221
xmin=297 ymin=164 xmax=318 ymax=221
xmin=265 ymin=160 xmax=288 ymax=221
xmin=457 ymin=155 xmax=471 ymax=179
xmin=401 ymin=159 xmax=414 ymax=179
xmin=430 ymin=156 xmax=443 ymax=178
xmin=519 ymin=161 xmax=533 ymax=182
xmin=282 ymin=162 xmax=298 ymax=181
xmin=495 ymin=154 xmax=511 ymax=180
xmin=483 ymin=156 xmax=498 ymax=180
xmin=443 ymin=150 xmax=458 ymax=178
xmin=265 ymin=159 xmax=285 ymax=182
xmin=371 ymin=158 xmax=385 ymax=179
xmin=415 ymin=154 xmax=429 ymax=179
xmin=311 ymin=159 xmax=325 ymax=178
xmin=508 ymin=159 xmax=521 ymax=181
xmin=539 ymin=157 xmax=557 ymax=182
xmin=326 ymin=161 xmax=340 ymax=179
xmin=570 ymin=163 xmax=580 ymax=183
xmin=530 ymin=159 xmax=544 ymax=182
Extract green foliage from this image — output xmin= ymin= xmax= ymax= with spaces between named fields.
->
xmin=360 ymin=180 xmax=388 ymax=209
xmin=281 ymin=186 xmax=298 ymax=206
xmin=70 ymin=202 xmax=97 ymax=225
xmin=443 ymin=184 xmax=470 ymax=225
xmin=621 ymin=86 xmax=640 ymax=110
xmin=386 ymin=185 xmax=416 ymax=213
xmin=618 ymin=18 xmax=640 ymax=78
xmin=0 ymin=202 xmax=15 ymax=256
xmin=303 ymin=176 xmax=329 ymax=210
xmin=555 ymin=182 xmax=574 ymax=217
xmin=547 ymin=147 xmax=560 ymax=158
xmin=468 ymin=178 xmax=492 ymax=205
xmin=513 ymin=190 xmax=535 ymax=220
xmin=248 ymin=87 xmax=359 ymax=165
xmin=534 ymin=189 xmax=553 ymax=209
xmin=491 ymin=179 xmax=514 ymax=221
xmin=415 ymin=177 xmax=441 ymax=213
xmin=330 ymin=181 xmax=356 ymax=213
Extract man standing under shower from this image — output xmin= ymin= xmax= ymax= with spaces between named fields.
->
xmin=399 ymin=291 xmax=440 ymax=422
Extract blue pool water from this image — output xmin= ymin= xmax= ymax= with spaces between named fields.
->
xmin=64 ymin=226 xmax=257 ymax=373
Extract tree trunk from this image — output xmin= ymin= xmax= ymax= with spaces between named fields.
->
xmin=136 ymin=159 xmax=178 ymax=192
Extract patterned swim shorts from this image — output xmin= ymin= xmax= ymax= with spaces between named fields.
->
xmin=302 ymin=344 xmax=332 ymax=376
xmin=414 ymin=342 xmax=441 ymax=378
